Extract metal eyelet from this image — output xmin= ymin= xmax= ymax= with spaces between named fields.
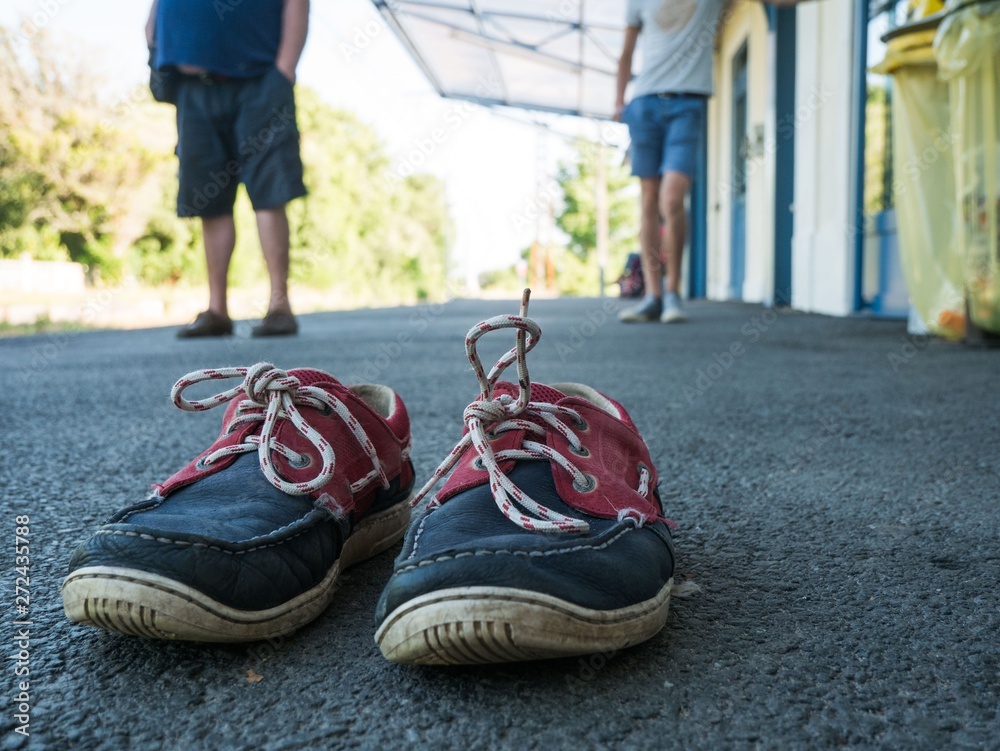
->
xmin=573 ymin=474 xmax=596 ymax=493
xmin=472 ymin=456 xmax=486 ymax=471
xmin=568 ymin=444 xmax=590 ymax=458
xmin=573 ymin=417 xmax=589 ymax=431
xmin=195 ymin=456 xmax=213 ymax=471
xmin=288 ymin=452 xmax=312 ymax=469
xmin=317 ymin=403 xmax=334 ymax=417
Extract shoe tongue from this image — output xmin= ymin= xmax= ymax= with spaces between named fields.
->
xmin=492 ymin=380 xmax=566 ymax=405
xmin=287 ymin=368 xmax=342 ymax=388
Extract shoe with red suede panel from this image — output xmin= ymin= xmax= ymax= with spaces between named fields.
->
xmin=62 ymin=362 xmax=414 ymax=642
xmin=375 ymin=292 xmax=677 ymax=665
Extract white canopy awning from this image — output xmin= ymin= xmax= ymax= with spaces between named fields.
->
xmin=371 ymin=0 xmax=628 ymax=120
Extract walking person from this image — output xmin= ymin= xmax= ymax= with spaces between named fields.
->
xmin=147 ymin=0 xmax=310 ymax=338
xmin=615 ymin=0 xmax=811 ymax=323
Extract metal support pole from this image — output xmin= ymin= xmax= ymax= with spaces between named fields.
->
xmin=596 ymin=141 xmax=610 ymax=297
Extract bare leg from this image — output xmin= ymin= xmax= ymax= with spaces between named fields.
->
xmin=639 ymin=177 xmax=663 ymax=298
xmin=256 ymin=205 xmax=292 ymax=315
xmin=203 ymin=214 xmax=236 ymax=318
xmin=660 ymin=171 xmax=691 ymax=295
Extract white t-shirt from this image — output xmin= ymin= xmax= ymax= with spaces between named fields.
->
xmin=626 ymin=0 xmax=729 ymax=97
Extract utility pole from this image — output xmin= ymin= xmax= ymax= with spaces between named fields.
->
xmin=595 ymin=141 xmax=610 ymax=297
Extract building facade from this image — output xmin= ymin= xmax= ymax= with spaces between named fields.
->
xmin=698 ymin=0 xmax=912 ymax=318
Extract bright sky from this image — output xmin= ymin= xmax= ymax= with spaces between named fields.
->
xmin=0 ymin=0 xmax=629 ymax=284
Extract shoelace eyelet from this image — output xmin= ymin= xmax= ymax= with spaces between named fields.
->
xmin=195 ymin=456 xmax=213 ymax=471
xmin=316 ymin=403 xmax=334 ymax=417
xmin=568 ymin=444 xmax=591 ymax=458
xmin=573 ymin=474 xmax=597 ymax=493
xmin=573 ymin=417 xmax=589 ymax=431
xmin=288 ymin=452 xmax=312 ymax=469
xmin=473 ymin=456 xmax=486 ymax=471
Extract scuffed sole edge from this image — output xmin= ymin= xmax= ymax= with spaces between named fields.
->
xmin=61 ymin=500 xmax=411 ymax=643
xmin=375 ymin=578 xmax=673 ymax=665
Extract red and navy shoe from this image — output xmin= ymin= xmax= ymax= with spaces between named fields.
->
xmin=375 ymin=292 xmax=677 ymax=664
xmin=62 ymin=363 xmax=414 ymax=642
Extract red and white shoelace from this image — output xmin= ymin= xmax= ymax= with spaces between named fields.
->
xmin=410 ymin=291 xmax=652 ymax=534
xmin=171 ymin=363 xmax=390 ymax=496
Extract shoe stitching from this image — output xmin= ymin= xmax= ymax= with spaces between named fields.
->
xmin=396 ymin=525 xmax=634 ymax=574
xmin=92 ymin=526 xmax=316 ymax=556
xmin=405 ymin=512 xmax=432 ymax=561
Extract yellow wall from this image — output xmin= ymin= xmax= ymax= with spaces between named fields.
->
xmin=707 ymin=1 xmax=773 ymax=302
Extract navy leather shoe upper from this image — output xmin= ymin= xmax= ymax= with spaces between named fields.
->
xmin=67 ymin=364 xmax=414 ymax=614
xmin=376 ymin=462 xmax=675 ymax=624
xmin=69 ymin=454 xmax=413 ymax=611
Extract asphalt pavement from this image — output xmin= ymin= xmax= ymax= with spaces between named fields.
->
xmin=1 ymin=297 xmax=998 ymax=750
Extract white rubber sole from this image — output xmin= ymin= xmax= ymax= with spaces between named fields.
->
xmin=375 ymin=578 xmax=673 ymax=665
xmin=61 ymin=501 xmax=411 ymax=643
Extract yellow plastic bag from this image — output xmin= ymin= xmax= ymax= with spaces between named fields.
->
xmin=935 ymin=0 xmax=1000 ymax=332
xmin=873 ymin=22 xmax=965 ymax=338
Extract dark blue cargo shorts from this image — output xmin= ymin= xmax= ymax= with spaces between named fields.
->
xmin=174 ymin=66 xmax=307 ymax=218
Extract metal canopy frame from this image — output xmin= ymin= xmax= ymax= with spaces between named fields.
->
xmin=372 ymin=0 xmax=626 ymax=120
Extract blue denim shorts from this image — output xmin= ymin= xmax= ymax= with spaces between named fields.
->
xmin=174 ymin=66 xmax=307 ymax=218
xmin=622 ymin=94 xmax=707 ymax=180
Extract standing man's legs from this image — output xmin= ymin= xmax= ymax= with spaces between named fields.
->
xmin=256 ymin=205 xmax=292 ymax=316
xmin=175 ymin=80 xmax=240 ymax=339
xmin=239 ymin=68 xmax=306 ymax=336
xmin=203 ymin=214 xmax=237 ymax=319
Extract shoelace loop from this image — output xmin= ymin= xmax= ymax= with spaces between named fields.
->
xmin=171 ymin=363 xmax=389 ymax=497
xmin=410 ymin=291 xmax=655 ymax=534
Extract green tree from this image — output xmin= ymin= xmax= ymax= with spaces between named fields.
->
xmin=277 ymin=88 xmax=452 ymax=303
xmin=555 ymin=139 xmax=638 ymax=264
xmin=0 ymin=28 xmax=162 ymax=280
xmin=1 ymin=28 xmax=452 ymax=302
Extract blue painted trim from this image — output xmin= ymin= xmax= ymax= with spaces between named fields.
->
xmin=869 ymin=209 xmax=908 ymax=317
xmin=766 ymin=6 xmax=778 ymax=31
xmin=773 ymin=7 xmax=796 ymax=307
xmin=852 ymin=0 xmax=870 ymax=312
xmin=730 ymin=42 xmax=749 ymax=300
xmin=689 ymin=126 xmax=708 ymax=299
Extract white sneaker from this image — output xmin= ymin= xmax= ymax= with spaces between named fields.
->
xmin=660 ymin=292 xmax=686 ymax=323
xmin=618 ymin=296 xmax=663 ymax=323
